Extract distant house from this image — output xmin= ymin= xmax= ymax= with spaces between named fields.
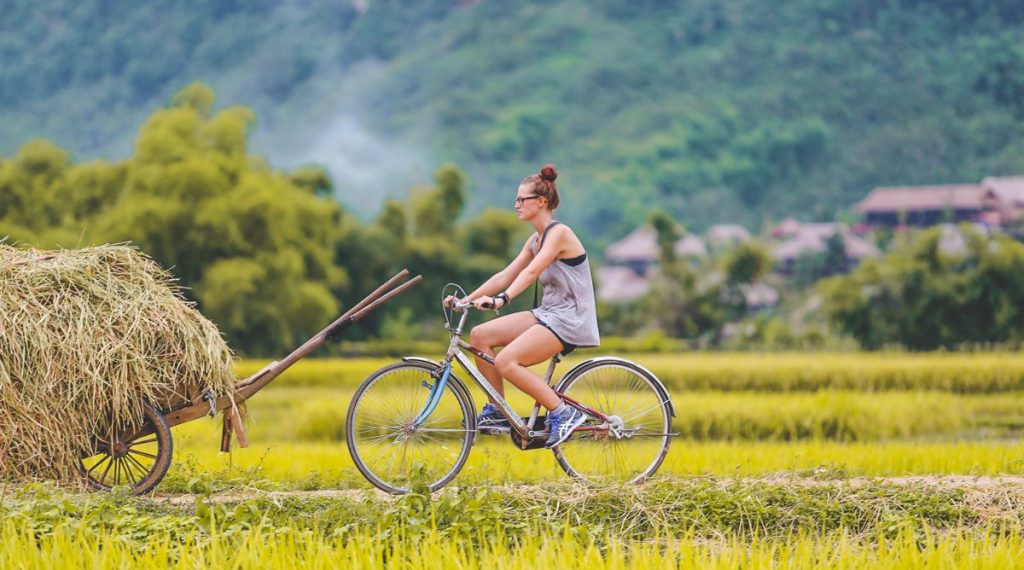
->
xmin=596 ymin=266 xmax=654 ymax=303
xmin=599 ymin=225 xmax=708 ymax=303
xmin=596 ymin=264 xmax=778 ymax=308
xmin=598 ymin=224 xmax=778 ymax=307
xmin=773 ymin=223 xmax=879 ymax=273
xmin=740 ymin=283 xmax=780 ymax=311
xmin=604 ymin=226 xmax=706 ymax=276
xmin=771 ymin=218 xmax=802 ymax=239
xmin=855 ymin=184 xmax=992 ymax=226
xmin=855 ymin=176 xmax=1024 ymax=227
xmin=705 ymin=224 xmax=752 ymax=247
xmin=982 ymin=176 xmax=1024 ymax=226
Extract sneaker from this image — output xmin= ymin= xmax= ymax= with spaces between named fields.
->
xmin=476 ymin=403 xmax=510 ymax=433
xmin=545 ymin=405 xmax=587 ymax=448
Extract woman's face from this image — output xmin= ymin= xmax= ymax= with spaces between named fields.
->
xmin=514 ymin=183 xmax=546 ymax=220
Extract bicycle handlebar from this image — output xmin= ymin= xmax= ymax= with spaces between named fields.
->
xmin=451 ymin=299 xmax=495 ymax=311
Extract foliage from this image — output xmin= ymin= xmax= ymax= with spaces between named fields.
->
xmin=0 ymin=86 xmax=517 ymax=355
xmin=819 ymin=226 xmax=1024 ymax=350
xmin=0 ymin=85 xmax=347 ymax=354
xmin=0 ymin=477 xmax=1014 ymax=543
xmin=629 ymin=224 xmax=777 ymax=341
xmin=789 ymin=232 xmax=851 ymax=288
xmin=4 ymin=1 xmax=1024 ymax=238
xmin=721 ymin=241 xmax=773 ymax=285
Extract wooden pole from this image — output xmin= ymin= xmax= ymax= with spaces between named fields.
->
xmin=163 ymin=271 xmax=422 ymax=429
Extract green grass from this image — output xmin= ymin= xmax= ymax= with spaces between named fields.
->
xmin=4 ymin=523 xmax=1024 ymax=569
xmin=4 ymin=479 xmax=1024 ymax=568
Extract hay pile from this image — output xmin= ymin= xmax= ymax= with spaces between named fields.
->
xmin=0 ymin=244 xmax=236 ymax=482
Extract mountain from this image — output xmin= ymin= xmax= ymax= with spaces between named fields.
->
xmin=3 ymin=0 xmax=1024 ymax=242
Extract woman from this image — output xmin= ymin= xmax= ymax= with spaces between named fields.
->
xmin=446 ymin=164 xmax=600 ymax=448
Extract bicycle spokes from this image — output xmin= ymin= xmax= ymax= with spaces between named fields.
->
xmin=346 ymin=362 xmax=475 ymax=493
xmin=553 ymin=363 xmax=672 ymax=483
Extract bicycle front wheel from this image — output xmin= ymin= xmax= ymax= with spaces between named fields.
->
xmin=346 ymin=361 xmax=476 ymax=494
xmin=552 ymin=359 xmax=673 ymax=484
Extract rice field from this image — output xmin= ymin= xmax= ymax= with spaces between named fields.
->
xmin=4 ymin=521 xmax=1024 ymax=569
xmin=6 ymin=352 xmax=1024 ymax=568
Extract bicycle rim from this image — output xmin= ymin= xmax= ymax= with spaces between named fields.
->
xmin=553 ymin=362 xmax=672 ymax=484
xmin=346 ymin=363 xmax=474 ymax=494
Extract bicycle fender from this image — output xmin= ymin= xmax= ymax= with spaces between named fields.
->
xmin=401 ymin=356 xmax=444 ymax=371
xmin=400 ymin=356 xmax=478 ymax=423
xmin=555 ymin=356 xmax=676 ymax=418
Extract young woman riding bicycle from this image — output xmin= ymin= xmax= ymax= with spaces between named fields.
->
xmin=445 ymin=164 xmax=600 ymax=448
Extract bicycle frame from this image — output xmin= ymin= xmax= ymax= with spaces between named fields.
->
xmin=413 ymin=304 xmax=615 ymax=441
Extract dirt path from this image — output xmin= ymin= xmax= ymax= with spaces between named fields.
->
xmin=159 ymin=475 xmax=1024 ymax=506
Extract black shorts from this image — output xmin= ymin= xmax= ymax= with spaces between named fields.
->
xmin=536 ymin=319 xmax=577 ymax=356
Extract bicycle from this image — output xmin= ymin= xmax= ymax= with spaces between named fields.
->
xmin=345 ymin=284 xmax=676 ymax=494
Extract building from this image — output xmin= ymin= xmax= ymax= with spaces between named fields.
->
xmin=604 ymin=225 xmax=707 ymax=277
xmin=981 ymin=176 xmax=1024 ymax=226
xmin=855 ymin=176 xmax=1024 ymax=227
xmin=598 ymin=223 xmax=777 ymax=308
xmin=773 ymin=223 xmax=879 ymax=273
xmin=705 ymin=224 xmax=752 ymax=247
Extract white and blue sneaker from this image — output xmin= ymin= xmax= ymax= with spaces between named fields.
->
xmin=545 ymin=405 xmax=587 ymax=448
xmin=476 ymin=403 xmax=510 ymax=434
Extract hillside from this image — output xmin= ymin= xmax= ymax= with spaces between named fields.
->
xmin=3 ymin=0 xmax=1024 ymax=240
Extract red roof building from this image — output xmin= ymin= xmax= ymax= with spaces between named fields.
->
xmin=856 ymin=176 xmax=1024 ymax=227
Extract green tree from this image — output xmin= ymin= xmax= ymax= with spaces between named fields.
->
xmin=819 ymin=226 xmax=1024 ymax=350
xmin=722 ymin=240 xmax=773 ymax=285
xmin=0 ymin=84 xmax=346 ymax=355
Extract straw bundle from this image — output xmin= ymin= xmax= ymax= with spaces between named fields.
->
xmin=0 ymin=244 xmax=236 ymax=482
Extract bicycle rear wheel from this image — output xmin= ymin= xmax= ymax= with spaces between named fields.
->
xmin=552 ymin=359 xmax=673 ymax=484
xmin=346 ymin=361 xmax=476 ymax=494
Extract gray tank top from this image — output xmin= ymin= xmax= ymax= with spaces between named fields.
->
xmin=529 ymin=222 xmax=601 ymax=347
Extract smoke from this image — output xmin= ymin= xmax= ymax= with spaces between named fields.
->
xmin=289 ymin=114 xmax=434 ymax=217
xmin=249 ymin=58 xmax=439 ymax=219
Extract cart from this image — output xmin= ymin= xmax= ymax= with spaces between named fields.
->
xmin=78 ymin=270 xmax=422 ymax=495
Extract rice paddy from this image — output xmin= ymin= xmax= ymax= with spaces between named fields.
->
xmin=5 ymin=352 xmax=1024 ymax=567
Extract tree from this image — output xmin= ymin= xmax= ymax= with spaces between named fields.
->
xmin=0 ymin=84 xmax=346 ymax=355
xmin=722 ymin=240 xmax=773 ymax=285
xmin=819 ymin=226 xmax=1024 ymax=349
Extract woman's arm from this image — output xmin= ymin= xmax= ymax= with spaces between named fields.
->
xmin=465 ymin=238 xmax=536 ymax=300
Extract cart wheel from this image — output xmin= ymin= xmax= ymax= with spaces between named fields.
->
xmin=79 ymin=402 xmax=173 ymax=495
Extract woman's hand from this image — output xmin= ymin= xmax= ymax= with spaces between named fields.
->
xmin=472 ymin=296 xmax=506 ymax=311
xmin=443 ymin=295 xmax=465 ymax=309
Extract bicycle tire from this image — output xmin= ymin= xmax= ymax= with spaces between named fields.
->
xmin=346 ymin=361 xmax=476 ymax=494
xmin=551 ymin=359 xmax=673 ymax=484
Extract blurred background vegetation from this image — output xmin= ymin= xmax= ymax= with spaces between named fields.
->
xmin=4 ymin=0 xmax=1024 ymax=233
xmin=2 ymin=1 xmax=1024 ymax=355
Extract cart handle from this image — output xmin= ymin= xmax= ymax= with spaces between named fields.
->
xmin=163 ymin=270 xmax=422 ymax=429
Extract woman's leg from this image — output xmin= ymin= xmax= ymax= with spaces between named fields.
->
xmin=468 ymin=311 xmax=539 ymax=400
xmin=493 ymin=325 xmax=564 ymax=410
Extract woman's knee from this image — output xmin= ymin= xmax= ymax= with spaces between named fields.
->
xmin=493 ymin=351 xmax=519 ymax=376
xmin=469 ymin=326 xmax=493 ymax=349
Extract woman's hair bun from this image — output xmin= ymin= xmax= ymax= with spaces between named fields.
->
xmin=540 ymin=164 xmax=558 ymax=182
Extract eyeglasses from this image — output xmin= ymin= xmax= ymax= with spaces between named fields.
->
xmin=515 ymin=195 xmax=541 ymax=206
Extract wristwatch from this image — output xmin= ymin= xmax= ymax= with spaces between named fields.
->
xmin=494 ymin=292 xmax=510 ymax=307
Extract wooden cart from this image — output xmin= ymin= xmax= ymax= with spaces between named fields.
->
xmin=78 ymin=270 xmax=422 ymax=495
